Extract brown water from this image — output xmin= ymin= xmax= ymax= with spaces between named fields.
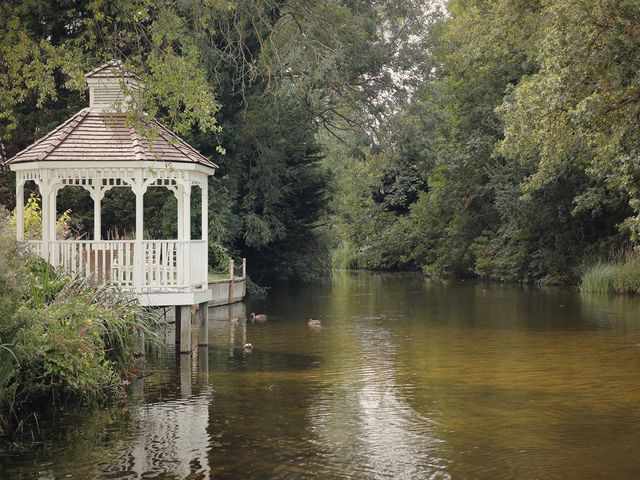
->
xmin=2 ymin=271 xmax=640 ymax=479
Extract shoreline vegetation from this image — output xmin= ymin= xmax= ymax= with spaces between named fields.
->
xmin=580 ymin=254 xmax=640 ymax=295
xmin=334 ymin=248 xmax=640 ymax=297
xmin=0 ymin=210 xmax=161 ymax=439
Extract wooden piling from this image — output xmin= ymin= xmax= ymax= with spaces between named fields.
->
xmin=178 ymin=305 xmax=192 ymax=353
xmin=198 ymin=301 xmax=209 ymax=346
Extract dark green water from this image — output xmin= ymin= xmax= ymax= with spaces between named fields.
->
xmin=2 ymin=272 xmax=640 ymax=479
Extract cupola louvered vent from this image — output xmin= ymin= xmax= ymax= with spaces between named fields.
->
xmin=84 ymin=60 xmax=142 ymax=113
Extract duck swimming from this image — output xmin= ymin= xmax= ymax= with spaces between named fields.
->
xmin=251 ymin=312 xmax=267 ymax=322
xmin=308 ymin=319 xmax=321 ymax=327
xmin=244 ymin=343 xmax=253 ymax=353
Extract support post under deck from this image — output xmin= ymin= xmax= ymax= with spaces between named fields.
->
xmin=198 ymin=301 xmax=209 ymax=346
xmin=176 ymin=305 xmax=192 ymax=353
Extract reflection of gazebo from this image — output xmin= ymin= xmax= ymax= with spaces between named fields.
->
xmin=7 ymin=61 xmax=216 ymax=350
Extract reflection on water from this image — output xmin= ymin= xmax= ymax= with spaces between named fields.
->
xmin=2 ymin=272 xmax=640 ymax=479
xmin=308 ymin=319 xmax=447 ymax=479
xmin=102 ymin=391 xmax=212 ymax=478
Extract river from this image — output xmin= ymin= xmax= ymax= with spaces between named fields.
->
xmin=2 ymin=271 xmax=640 ymax=479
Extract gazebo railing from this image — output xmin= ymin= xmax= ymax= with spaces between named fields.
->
xmin=190 ymin=240 xmax=207 ymax=289
xmin=51 ymin=240 xmax=135 ymax=287
xmin=143 ymin=240 xmax=180 ymax=288
xmin=43 ymin=239 xmax=208 ymax=292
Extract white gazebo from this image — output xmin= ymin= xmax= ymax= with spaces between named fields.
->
xmin=7 ymin=61 xmax=217 ymax=350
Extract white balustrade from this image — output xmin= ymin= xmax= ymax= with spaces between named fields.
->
xmin=52 ymin=240 xmax=135 ymax=288
xmin=142 ymin=240 xmax=183 ymax=290
xmin=190 ymin=240 xmax=208 ymax=290
xmin=47 ymin=240 xmax=204 ymax=293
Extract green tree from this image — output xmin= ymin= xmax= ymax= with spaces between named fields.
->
xmin=498 ymin=0 xmax=640 ymax=240
xmin=331 ymin=0 xmax=635 ymax=284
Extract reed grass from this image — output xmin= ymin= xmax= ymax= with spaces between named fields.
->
xmin=580 ymin=261 xmax=617 ymax=294
xmin=331 ymin=246 xmax=365 ymax=270
xmin=0 ymin=208 xmax=164 ymax=437
xmin=580 ymin=253 xmax=640 ymax=295
xmin=611 ymin=254 xmax=640 ymax=295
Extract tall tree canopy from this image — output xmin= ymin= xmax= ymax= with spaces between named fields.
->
xmin=0 ymin=0 xmax=434 ymax=284
xmin=331 ymin=0 xmax=638 ymax=284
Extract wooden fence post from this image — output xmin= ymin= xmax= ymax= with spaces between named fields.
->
xmin=242 ymin=257 xmax=247 ymax=296
xmin=228 ymin=258 xmax=234 ymax=304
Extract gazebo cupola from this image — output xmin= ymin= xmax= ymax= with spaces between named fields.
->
xmin=7 ymin=61 xmax=217 ymax=309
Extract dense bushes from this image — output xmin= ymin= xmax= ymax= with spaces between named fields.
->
xmin=331 ymin=0 xmax=638 ymax=287
xmin=0 ymin=210 xmax=161 ymax=436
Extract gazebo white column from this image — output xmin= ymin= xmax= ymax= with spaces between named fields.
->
xmin=177 ymin=189 xmax=184 ymax=241
xmin=48 ymin=185 xmax=60 ymax=265
xmin=39 ymin=175 xmax=52 ymax=260
xmin=181 ymin=182 xmax=192 ymax=287
xmin=132 ymin=174 xmax=147 ymax=292
xmin=201 ymin=180 xmax=208 ymax=242
xmin=15 ymin=180 xmax=24 ymax=241
xmin=49 ymin=185 xmax=60 ymax=239
xmin=176 ymin=181 xmax=193 ymax=353
xmin=89 ymin=187 xmax=107 ymax=240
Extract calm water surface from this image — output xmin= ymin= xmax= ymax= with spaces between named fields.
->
xmin=2 ymin=272 xmax=640 ymax=479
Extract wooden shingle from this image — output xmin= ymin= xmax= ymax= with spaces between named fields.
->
xmin=7 ymin=109 xmax=218 ymax=169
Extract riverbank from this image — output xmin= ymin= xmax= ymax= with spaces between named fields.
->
xmin=334 ymin=254 xmax=640 ymax=297
xmin=0 ymin=211 xmax=161 ymax=438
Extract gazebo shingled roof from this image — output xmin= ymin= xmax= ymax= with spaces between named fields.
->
xmin=6 ymin=109 xmax=218 ymax=168
xmin=84 ymin=59 xmax=141 ymax=79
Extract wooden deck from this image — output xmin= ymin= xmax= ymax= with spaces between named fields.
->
xmin=208 ymin=258 xmax=247 ymax=306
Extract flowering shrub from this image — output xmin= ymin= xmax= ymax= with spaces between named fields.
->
xmin=10 ymin=193 xmax=74 ymax=240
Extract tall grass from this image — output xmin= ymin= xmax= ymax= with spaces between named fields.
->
xmin=580 ymin=261 xmax=617 ymax=294
xmin=611 ymin=254 xmax=640 ymax=295
xmin=332 ymin=246 xmax=365 ymax=269
xmin=580 ymin=253 xmax=640 ymax=295
xmin=0 ymin=208 xmax=163 ymax=437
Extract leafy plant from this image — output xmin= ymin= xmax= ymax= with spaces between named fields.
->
xmin=0 ymin=209 xmax=163 ymax=437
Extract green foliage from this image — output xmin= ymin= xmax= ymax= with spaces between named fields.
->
xmin=330 ymin=0 xmax=638 ymax=289
xmin=218 ymin=91 xmax=333 ymax=283
xmin=0 ymin=209 xmax=162 ymax=436
xmin=496 ymin=0 xmax=640 ymax=259
xmin=580 ymin=254 xmax=640 ymax=295
xmin=0 ymin=210 xmax=29 ymax=323
xmin=0 ymin=0 xmax=220 ymax=143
